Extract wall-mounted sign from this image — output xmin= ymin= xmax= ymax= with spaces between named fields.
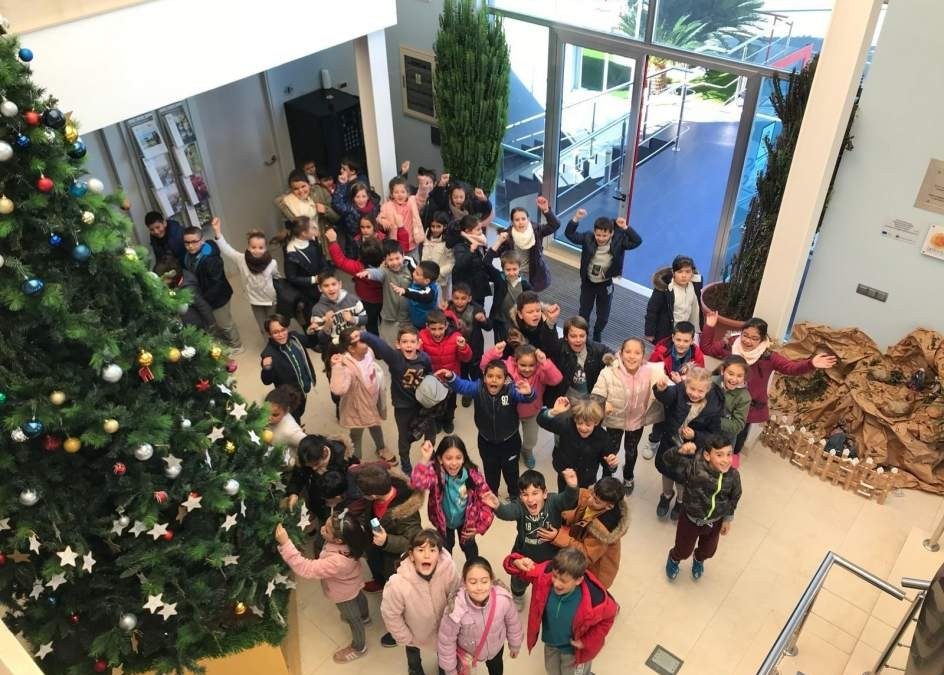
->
xmin=921 ymin=223 xmax=944 ymax=262
xmin=914 ymin=158 xmax=944 ymax=215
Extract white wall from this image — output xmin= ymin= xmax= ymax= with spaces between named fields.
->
xmin=385 ymin=0 xmax=446 ymax=173
xmin=21 ymin=0 xmax=395 ymax=132
xmin=795 ymin=0 xmax=944 ymax=348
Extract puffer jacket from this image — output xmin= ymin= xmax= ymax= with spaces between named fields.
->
xmin=277 ymin=540 xmax=363 ymax=603
xmin=553 ymin=489 xmax=631 ymax=589
xmin=592 ymin=359 xmax=663 ymax=430
xmin=446 ymin=375 xmax=534 ymax=443
xmin=661 ymin=446 xmax=742 ymax=523
xmin=558 ymin=340 xmax=612 ymax=398
xmin=652 ymin=383 xmax=724 ymax=481
xmin=329 ymin=350 xmax=386 ymax=428
xmin=713 ymin=375 xmax=751 ymax=442
xmin=381 ymin=549 xmax=461 ymax=651
xmin=503 ymin=554 xmax=618 ymax=665
xmin=183 ymin=239 xmax=232 ymax=310
xmin=649 ymin=336 xmax=706 ymax=376
xmin=438 ymin=585 xmax=523 ymax=673
xmin=420 ymin=236 xmax=455 ymax=280
xmin=538 ymin=410 xmax=613 ymax=489
xmin=644 ymin=265 xmax=704 ymax=344
xmin=411 ymin=461 xmax=493 ymax=541
xmin=419 ymin=327 xmax=472 ymax=374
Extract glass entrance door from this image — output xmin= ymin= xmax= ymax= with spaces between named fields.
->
xmin=553 ymin=44 xmax=637 ymax=223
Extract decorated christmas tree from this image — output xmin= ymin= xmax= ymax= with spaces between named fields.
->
xmin=0 ymin=26 xmax=298 ymax=674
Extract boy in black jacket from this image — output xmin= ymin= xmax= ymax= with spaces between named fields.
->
xmin=485 ymin=246 xmax=533 ymax=342
xmin=558 ymin=316 xmax=612 ymax=401
xmin=564 ymin=208 xmax=642 ymax=342
xmin=359 ymin=328 xmax=432 ymax=475
xmin=652 ymin=367 xmax=724 ymax=522
xmin=438 ymin=360 xmax=534 ymax=496
xmin=538 ymin=396 xmax=618 ymax=491
xmin=512 ymin=291 xmax=562 ymax=366
xmin=445 ymin=282 xmax=492 ymax=406
xmin=451 ymin=214 xmax=492 ymax=306
xmin=182 ymin=226 xmax=242 ymax=353
xmin=662 ymin=433 xmax=741 ymax=581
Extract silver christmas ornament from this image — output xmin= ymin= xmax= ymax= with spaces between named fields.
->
xmin=180 ymin=418 xmax=192 ymax=429
xmin=101 ymin=363 xmax=123 ymax=383
xmin=117 ymin=515 xmax=131 ymax=528
xmin=118 ymin=613 xmax=138 ymax=632
xmin=223 ymin=479 xmax=240 ymax=496
xmin=181 ymin=346 xmax=196 ymax=359
xmin=0 ymin=100 xmax=17 ymax=117
xmin=19 ymin=489 xmax=39 ymax=506
xmin=133 ymin=443 xmax=154 ymax=461
xmin=0 ymin=140 xmax=12 ymax=161
xmin=87 ymin=178 xmax=105 ymax=194
xmin=164 ymin=464 xmax=182 ymax=479
xmin=11 ymin=428 xmax=27 ymax=442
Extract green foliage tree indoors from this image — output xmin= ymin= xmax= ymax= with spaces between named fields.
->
xmin=434 ymin=0 xmax=510 ymax=191
xmin=0 ymin=32 xmax=299 ymax=674
xmin=723 ymin=55 xmax=819 ymax=320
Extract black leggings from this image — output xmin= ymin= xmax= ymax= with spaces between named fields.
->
xmin=607 ymin=427 xmax=644 ymax=481
xmin=445 ymin=528 xmax=479 ymax=561
xmin=364 ymin=301 xmax=382 ymax=336
xmin=733 ymin=423 xmax=753 ymax=455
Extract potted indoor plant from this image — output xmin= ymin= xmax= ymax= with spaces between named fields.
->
xmin=433 ymin=0 xmax=510 ymax=191
xmin=701 ymin=55 xmax=819 ymax=328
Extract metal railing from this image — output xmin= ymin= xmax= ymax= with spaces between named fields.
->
xmin=757 ymin=551 xmax=906 ymax=675
xmin=922 ymin=511 xmax=944 ymax=552
xmin=867 ymin=577 xmax=930 ymax=675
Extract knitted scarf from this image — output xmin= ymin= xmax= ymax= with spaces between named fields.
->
xmin=245 ymin=250 xmax=273 ymax=275
xmin=732 ymin=336 xmax=771 ymax=365
xmin=511 ymin=223 xmax=536 ymax=250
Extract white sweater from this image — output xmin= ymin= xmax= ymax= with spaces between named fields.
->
xmin=215 ymin=234 xmax=278 ymax=306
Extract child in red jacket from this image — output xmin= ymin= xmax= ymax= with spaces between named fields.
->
xmin=326 ymin=227 xmax=384 ymax=335
xmin=419 ymin=309 xmax=472 ymax=434
xmin=504 ymin=548 xmax=618 ymax=675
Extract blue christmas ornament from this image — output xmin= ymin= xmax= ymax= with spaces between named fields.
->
xmin=49 ymin=233 xmax=63 ymax=247
xmin=71 ymin=244 xmax=91 ymax=262
xmin=69 ymin=181 xmax=88 ymax=198
xmin=46 ymin=595 xmax=58 ymax=607
xmin=22 ymin=277 xmax=45 ymax=295
xmin=15 ymin=133 xmax=30 ymax=149
xmin=67 ymin=139 xmax=87 ymax=159
xmin=22 ymin=418 xmax=44 ymax=438
xmin=18 ymin=48 xmax=34 ymax=62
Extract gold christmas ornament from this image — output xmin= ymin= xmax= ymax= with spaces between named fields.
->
xmin=63 ymin=437 xmax=81 ymax=453
xmin=64 ymin=123 xmax=78 ymax=143
xmin=103 ymin=418 xmax=120 ymax=434
xmin=81 ymin=211 xmax=95 ymax=225
xmin=137 ymin=351 xmax=154 ymax=367
xmin=234 ymin=602 xmax=247 ymax=616
xmin=123 ymin=247 xmax=139 ymax=261
xmin=261 ymin=429 xmax=274 ymax=444
xmin=209 ymin=345 xmax=223 ymax=360
xmin=167 ymin=347 xmax=181 ymax=363
xmin=0 ymin=194 xmax=13 ymax=214
xmin=225 ymin=441 xmax=236 ymax=454
xmin=49 ymin=390 xmax=67 ymax=406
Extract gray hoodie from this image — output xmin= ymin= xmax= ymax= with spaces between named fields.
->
xmin=310 ymin=288 xmax=366 ymax=344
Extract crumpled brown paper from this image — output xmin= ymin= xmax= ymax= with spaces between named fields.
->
xmin=770 ymin=323 xmax=944 ymax=493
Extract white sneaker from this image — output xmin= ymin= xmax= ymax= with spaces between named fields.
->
xmin=641 ymin=445 xmax=655 ymax=460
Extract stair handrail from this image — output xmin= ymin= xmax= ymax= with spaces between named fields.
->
xmin=867 ymin=577 xmax=931 ymax=675
xmin=757 ymin=551 xmax=905 ymax=675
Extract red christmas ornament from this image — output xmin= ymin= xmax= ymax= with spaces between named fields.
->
xmin=189 ymin=491 xmax=201 ymax=498
xmin=0 ymin=552 xmax=7 ymax=566
xmin=42 ymin=434 xmax=62 ymax=452
xmin=226 ymin=359 xmax=238 ymax=373
xmin=162 ymin=529 xmax=174 ymax=541
xmin=153 ymin=490 xmax=168 ymax=504
xmin=24 ymin=110 xmax=41 ymax=126
xmin=195 ymin=378 xmax=211 ymax=392
xmin=112 ymin=462 xmax=127 ymax=476
xmin=36 ymin=175 xmax=54 ymax=193
xmin=68 ymin=612 xmax=80 ymax=624
xmin=138 ymin=365 xmax=154 ymax=382
xmin=93 ymin=659 xmax=108 ymax=673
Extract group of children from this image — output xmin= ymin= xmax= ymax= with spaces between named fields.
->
xmin=147 ymin=158 xmax=839 ymax=674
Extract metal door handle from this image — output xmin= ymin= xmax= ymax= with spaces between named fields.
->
xmin=264 ymin=155 xmax=278 ymax=166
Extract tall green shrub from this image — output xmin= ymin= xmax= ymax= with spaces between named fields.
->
xmin=434 ymin=0 xmax=510 ymax=191
xmin=724 ymin=55 xmax=818 ymax=319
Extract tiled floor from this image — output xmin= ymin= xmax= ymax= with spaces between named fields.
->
xmin=222 ymin=277 xmax=944 ymax=675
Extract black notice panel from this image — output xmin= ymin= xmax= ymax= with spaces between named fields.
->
xmin=404 ymin=54 xmax=435 ymax=118
xmin=284 ymin=88 xmax=365 ymax=175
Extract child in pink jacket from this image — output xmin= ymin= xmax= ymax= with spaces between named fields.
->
xmin=438 ymin=556 xmax=523 ymax=675
xmin=411 ymin=436 xmax=494 ymax=562
xmin=480 ymin=342 xmax=562 ymax=469
xmin=275 ymin=510 xmax=370 ymax=664
xmin=381 ymin=529 xmax=461 ymax=674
